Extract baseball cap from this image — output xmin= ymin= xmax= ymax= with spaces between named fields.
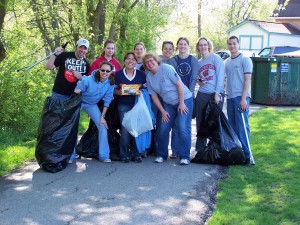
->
xmin=76 ymin=38 xmax=89 ymax=49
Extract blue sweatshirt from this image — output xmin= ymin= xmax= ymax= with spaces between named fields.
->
xmin=76 ymin=72 xmax=114 ymax=107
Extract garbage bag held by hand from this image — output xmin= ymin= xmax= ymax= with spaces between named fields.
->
xmin=35 ymin=94 xmax=82 ymax=173
xmin=122 ymin=94 xmax=153 ymax=137
xmin=192 ymin=101 xmax=245 ymax=165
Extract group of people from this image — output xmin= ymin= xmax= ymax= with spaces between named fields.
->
xmin=45 ymin=35 xmax=253 ymax=166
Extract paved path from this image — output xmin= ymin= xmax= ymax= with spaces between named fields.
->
xmin=0 ymin=104 xmax=297 ymax=225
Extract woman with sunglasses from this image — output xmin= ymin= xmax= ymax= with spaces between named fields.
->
xmin=75 ymin=61 xmax=115 ymax=162
xmin=114 ymin=52 xmax=147 ymax=163
xmin=88 ymin=39 xmax=122 ymax=75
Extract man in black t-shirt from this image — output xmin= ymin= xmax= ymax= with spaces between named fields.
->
xmin=44 ymin=38 xmax=90 ymax=163
xmin=45 ymin=38 xmax=90 ymax=101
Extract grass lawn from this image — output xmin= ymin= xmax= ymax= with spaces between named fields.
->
xmin=207 ymin=108 xmax=300 ymax=225
xmin=0 ymin=110 xmax=90 ymax=176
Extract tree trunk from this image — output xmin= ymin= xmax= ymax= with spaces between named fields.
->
xmin=0 ymin=0 xmax=7 ymax=62
xmin=198 ymin=0 xmax=202 ymax=38
xmin=108 ymin=0 xmax=126 ymax=41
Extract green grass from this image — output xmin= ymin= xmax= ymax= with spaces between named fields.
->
xmin=207 ymin=108 xmax=300 ymax=225
xmin=0 ymin=110 xmax=90 ymax=176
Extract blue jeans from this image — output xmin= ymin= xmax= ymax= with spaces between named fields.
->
xmin=82 ymin=103 xmax=110 ymax=160
xmin=51 ymin=91 xmax=77 ymax=160
xmin=118 ymin=104 xmax=139 ymax=159
xmin=227 ymin=96 xmax=251 ymax=159
xmin=156 ymin=97 xmax=193 ymax=160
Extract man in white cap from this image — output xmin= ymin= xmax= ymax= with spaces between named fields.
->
xmin=45 ymin=38 xmax=90 ymax=163
xmin=45 ymin=38 xmax=90 ymax=100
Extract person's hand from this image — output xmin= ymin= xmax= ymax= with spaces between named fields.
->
xmin=214 ymin=93 xmax=221 ymax=105
xmin=162 ymin=110 xmax=170 ymax=123
xmin=72 ymin=70 xmax=82 ymax=80
xmin=74 ymin=88 xmax=81 ymax=94
xmin=100 ymin=116 xmax=108 ymax=129
xmin=240 ymin=98 xmax=248 ymax=111
xmin=54 ymin=47 xmax=64 ymax=56
xmin=178 ymin=102 xmax=188 ymax=115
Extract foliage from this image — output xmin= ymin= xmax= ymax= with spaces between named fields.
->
xmin=207 ymin=108 xmax=300 ymax=225
xmin=0 ymin=0 xmax=176 ymax=134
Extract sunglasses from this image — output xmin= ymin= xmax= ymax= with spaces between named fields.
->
xmin=100 ymin=69 xmax=111 ymax=73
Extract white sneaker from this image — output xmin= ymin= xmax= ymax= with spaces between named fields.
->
xmin=180 ymin=159 xmax=190 ymax=165
xmin=154 ymin=157 xmax=164 ymax=163
xmin=68 ymin=159 xmax=73 ymax=164
xmin=102 ymin=159 xmax=112 ymax=163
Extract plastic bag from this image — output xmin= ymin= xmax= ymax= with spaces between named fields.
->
xmin=35 ymin=94 xmax=81 ymax=173
xmin=192 ymin=100 xmax=245 ymax=165
xmin=76 ymin=117 xmax=120 ymax=159
xmin=122 ymin=94 xmax=153 ymax=137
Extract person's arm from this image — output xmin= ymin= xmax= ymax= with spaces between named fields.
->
xmin=100 ymin=107 xmax=109 ymax=129
xmin=214 ymin=55 xmax=225 ymax=104
xmin=151 ymin=93 xmax=170 ymax=123
xmin=190 ymin=56 xmax=199 ymax=96
xmin=45 ymin=47 xmax=63 ymax=70
xmin=240 ymin=73 xmax=251 ymax=111
xmin=176 ymin=79 xmax=188 ymax=115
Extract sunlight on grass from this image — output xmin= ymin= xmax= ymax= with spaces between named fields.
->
xmin=0 ymin=110 xmax=89 ymax=176
xmin=207 ymin=108 xmax=300 ymax=225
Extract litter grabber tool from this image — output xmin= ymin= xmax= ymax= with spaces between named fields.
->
xmin=18 ymin=42 xmax=69 ymax=75
xmin=239 ymin=108 xmax=255 ymax=165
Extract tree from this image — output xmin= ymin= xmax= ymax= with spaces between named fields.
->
xmin=0 ymin=0 xmax=7 ymax=62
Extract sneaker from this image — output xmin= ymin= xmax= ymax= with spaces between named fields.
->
xmin=68 ymin=159 xmax=73 ymax=164
xmin=133 ymin=156 xmax=143 ymax=163
xmin=180 ymin=159 xmax=190 ymax=165
xmin=101 ymin=159 xmax=112 ymax=163
xmin=170 ymin=153 xmax=178 ymax=159
xmin=121 ymin=157 xmax=130 ymax=163
xmin=110 ymin=154 xmax=120 ymax=161
xmin=154 ymin=156 xmax=164 ymax=163
xmin=141 ymin=152 xmax=147 ymax=158
xmin=75 ymin=154 xmax=81 ymax=159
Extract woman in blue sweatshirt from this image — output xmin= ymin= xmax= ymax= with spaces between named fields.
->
xmin=75 ymin=61 xmax=115 ymax=162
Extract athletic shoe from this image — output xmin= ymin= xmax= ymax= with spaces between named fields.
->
xmin=101 ymin=159 xmax=112 ymax=163
xmin=170 ymin=153 xmax=178 ymax=159
xmin=132 ymin=156 xmax=142 ymax=163
xmin=141 ymin=152 xmax=147 ymax=158
xmin=154 ymin=156 xmax=164 ymax=163
xmin=121 ymin=157 xmax=130 ymax=163
xmin=68 ymin=159 xmax=73 ymax=164
xmin=180 ymin=159 xmax=190 ymax=165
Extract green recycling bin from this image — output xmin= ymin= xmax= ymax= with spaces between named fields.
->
xmin=251 ymin=57 xmax=300 ymax=105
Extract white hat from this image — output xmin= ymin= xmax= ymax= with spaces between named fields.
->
xmin=76 ymin=38 xmax=89 ymax=49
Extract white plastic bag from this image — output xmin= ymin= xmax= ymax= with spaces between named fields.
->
xmin=122 ymin=94 xmax=153 ymax=137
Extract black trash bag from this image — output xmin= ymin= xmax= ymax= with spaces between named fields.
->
xmin=76 ymin=98 xmax=120 ymax=159
xmin=191 ymin=141 xmax=228 ymax=164
xmin=76 ymin=119 xmax=99 ymax=159
xmin=192 ymin=100 xmax=246 ymax=165
xmin=35 ymin=93 xmax=82 ymax=173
